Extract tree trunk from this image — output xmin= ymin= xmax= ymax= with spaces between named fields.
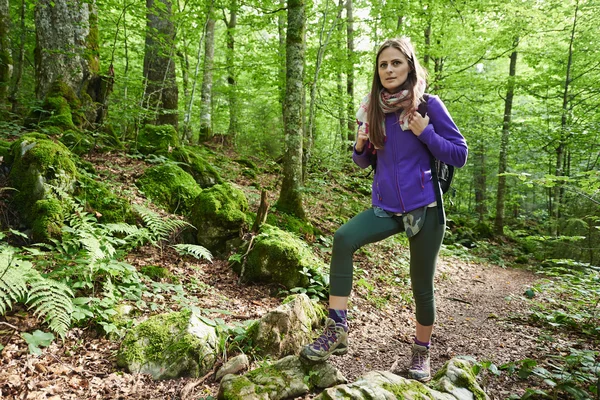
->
xmin=251 ymin=190 xmax=269 ymax=233
xmin=494 ymin=41 xmax=518 ymax=236
xmin=473 ymin=139 xmax=487 ymax=223
xmin=0 ymin=0 xmax=11 ymax=116
xmin=304 ymin=0 xmax=344 ymax=182
xmin=345 ymin=0 xmax=355 ymax=141
xmin=143 ymin=0 xmax=178 ymax=129
xmin=337 ymin=0 xmax=345 ymax=147
xmin=277 ymin=0 xmax=306 ymax=219
xmin=553 ymin=0 xmax=579 ymax=236
xmin=225 ymin=0 xmax=238 ymax=142
xmin=277 ymin=0 xmax=286 ymax=119
xmin=199 ymin=14 xmax=215 ymax=142
xmin=8 ymin=0 xmax=25 ymax=115
xmin=34 ymin=0 xmax=109 ymax=127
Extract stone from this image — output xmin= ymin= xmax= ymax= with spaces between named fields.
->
xmin=137 ymin=124 xmax=179 ymax=155
xmin=215 ymin=354 xmax=250 ymax=382
xmin=170 ymin=146 xmax=223 ymax=188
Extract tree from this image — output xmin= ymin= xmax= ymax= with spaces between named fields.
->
xmin=277 ymin=0 xmax=306 ymax=219
xmin=0 ymin=0 xmax=10 ymax=115
xmin=224 ymin=0 xmax=238 ymax=141
xmin=143 ymin=0 xmax=178 ymax=128
xmin=199 ymin=6 xmax=215 ymax=142
xmin=345 ymin=0 xmax=355 ymax=141
xmin=34 ymin=0 xmax=110 ymax=127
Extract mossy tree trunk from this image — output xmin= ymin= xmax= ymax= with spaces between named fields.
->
xmin=143 ymin=0 xmax=179 ymax=129
xmin=0 ymin=0 xmax=11 ymax=117
xmin=198 ymin=9 xmax=215 ymax=142
xmin=345 ymin=0 xmax=355 ymax=142
xmin=8 ymin=0 xmax=25 ymax=116
xmin=34 ymin=0 xmax=110 ymax=128
xmin=277 ymin=0 xmax=306 ymax=220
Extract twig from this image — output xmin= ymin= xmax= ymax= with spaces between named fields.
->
xmin=237 ymin=235 xmax=256 ymax=285
xmin=0 ymin=321 xmax=19 ymax=355
xmin=445 ymin=297 xmax=472 ymax=305
xmin=179 ymin=369 xmax=215 ymax=400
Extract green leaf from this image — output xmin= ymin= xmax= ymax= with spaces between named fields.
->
xmin=22 ymin=330 xmax=55 ymax=355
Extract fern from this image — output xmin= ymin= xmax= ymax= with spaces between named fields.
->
xmin=0 ymin=248 xmax=32 ymax=314
xmin=0 ymin=246 xmax=73 ymax=338
xmin=172 ymin=244 xmax=213 ymax=262
xmin=103 ymin=223 xmax=141 ymax=236
xmin=133 ymin=204 xmax=193 ymax=245
xmin=27 ymin=277 xmax=73 ymax=338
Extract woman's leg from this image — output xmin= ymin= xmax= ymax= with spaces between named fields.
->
xmin=301 ymin=208 xmax=403 ymax=361
xmin=405 ymin=207 xmax=445 ymax=380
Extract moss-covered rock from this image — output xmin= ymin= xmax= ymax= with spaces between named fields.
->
xmin=75 ymin=174 xmax=134 ymax=223
xmin=431 ymin=358 xmax=489 ymax=400
xmin=136 ymin=163 xmax=201 ymax=214
xmin=248 ymin=294 xmax=323 ymax=358
xmin=0 ymin=139 xmax=11 ymax=160
xmin=27 ymin=80 xmax=85 ymax=131
xmin=137 ymin=124 xmax=179 ymax=155
xmin=189 ymin=182 xmax=250 ymax=253
xmin=218 ymin=355 xmax=346 ymax=400
xmin=7 ymin=134 xmax=77 ymax=224
xmin=170 ymin=146 xmax=223 ymax=188
xmin=266 ymin=212 xmax=321 ymax=237
xmin=234 ymin=224 xmax=326 ymax=289
xmin=60 ymin=129 xmax=95 ymax=155
xmin=117 ymin=309 xmax=217 ymax=380
xmin=31 ymin=198 xmax=64 ymax=243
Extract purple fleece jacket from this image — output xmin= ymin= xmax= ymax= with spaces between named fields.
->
xmin=353 ymin=94 xmax=468 ymax=214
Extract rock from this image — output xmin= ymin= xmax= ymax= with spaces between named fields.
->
xmin=218 ymin=355 xmax=346 ymax=400
xmin=137 ymin=124 xmax=179 ymax=155
xmin=189 ymin=182 xmax=250 ymax=254
xmin=117 ymin=309 xmax=217 ymax=380
xmin=248 ymin=294 xmax=324 ymax=358
xmin=315 ymin=358 xmax=489 ymax=400
xmin=170 ymin=146 xmax=223 ymax=188
xmin=215 ymin=354 xmax=250 ymax=381
xmin=136 ymin=162 xmax=201 ymax=214
xmin=234 ymin=224 xmax=327 ymax=289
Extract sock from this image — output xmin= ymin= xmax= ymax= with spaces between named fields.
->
xmin=328 ymin=308 xmax=348 ymax=331
xmin=414 ymin=337 xmax=431 ymax=349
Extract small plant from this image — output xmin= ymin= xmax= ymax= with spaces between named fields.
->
xmin=22 ymin=330 xmax=55 ymax=355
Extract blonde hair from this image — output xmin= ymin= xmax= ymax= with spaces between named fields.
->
xmin=367 ymin=37 xmax=428 ymax=149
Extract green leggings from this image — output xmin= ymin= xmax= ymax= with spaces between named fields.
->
xmin=329 ymin=207 xmax=445 ymax=326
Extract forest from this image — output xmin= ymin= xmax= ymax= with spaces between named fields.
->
xmin=0 ymin=0 xmax=599 ymax=399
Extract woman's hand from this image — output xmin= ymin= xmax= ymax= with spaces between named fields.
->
xmin=408 ymin=110 xmax=430 ymax=136
xmin=355 ymin=123 xmax=369 ymax=152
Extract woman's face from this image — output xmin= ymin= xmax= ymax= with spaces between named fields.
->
xmin=377 ymin=46 xmax=411 ymax=93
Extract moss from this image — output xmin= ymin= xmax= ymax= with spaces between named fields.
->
xmin=75 ymin=175 xmax=134 ymax=223
xmin=266 ymin=212 xmax=321 ymax=237
xmin=118 ymin=310 xmax=212 ymax=379
xmin=60 ymin=130 xmax=94 ymax=155
xmin=31 ymin=198 xmax=64 ymax=243
xmin=136 ymin=163 xmax=201 ymax=214
xmin=0 ymin=140 xmax=11 ymax=159
xmin=170 ymin=146 xmax=222 ymax=188
xmin=241 ymin=224 xmax=325 ymax=289
xmin=141 ymin=265 xmax=171 ymax=281
xmin=8 ymin=135 xmax=77 ymax=222
xmin=85 ymin=9 xmax=100 ymax=73
xmin=382 ymin=381 xmax=434 ymax=398
xmin=234 ymin=158 xmax=258 ymax=170
xmin=137 ymin=124 xmax=179 ymax=155
xmin=431 ymin=359 xmax=487 ymax=400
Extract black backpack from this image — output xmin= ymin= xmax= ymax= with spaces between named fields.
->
xmin=367 ymin=94 xmax=454 ymax=224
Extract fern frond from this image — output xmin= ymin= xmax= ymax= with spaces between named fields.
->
xmin=0 ymin=249 xmax=33 ymax=315
xmin=102 ymin=223 xmax=141 ymax=236
xmin=171 ymin=244 xmax=213 ymax=262
xmin=27 ymin=277 xmax=74 ymax=339
xmin=133 ymin=204 xmax=192 ymax=243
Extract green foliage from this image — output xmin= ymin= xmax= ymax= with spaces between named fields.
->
xmin=21 ymin=330 xmax=54 ymax=355
xmin=171 ymin=244 xmax=212 ymax=262
xmin=283 ymin=266 xmax=329 ymax=301
xmin=131 ymin=204 xmax=193 ymax=247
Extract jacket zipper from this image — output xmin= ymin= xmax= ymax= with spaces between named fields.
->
xmin=392 ymin=116 xmax=406 ymax=212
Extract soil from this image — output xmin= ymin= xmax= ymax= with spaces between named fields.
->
xmin=0 ymin=148 xmax=584 ymax=400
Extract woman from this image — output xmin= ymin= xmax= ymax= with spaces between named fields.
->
xmin=300 ymin=37 xmax=468 ymax=382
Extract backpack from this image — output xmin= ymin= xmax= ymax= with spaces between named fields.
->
xmin=366 ymin=94 xmax=454 ymax=224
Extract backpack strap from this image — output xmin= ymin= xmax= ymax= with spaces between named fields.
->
xmin=420 ymin=94 xmax=446 ymax=225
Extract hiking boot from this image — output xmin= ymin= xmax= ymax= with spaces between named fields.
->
xmin=408 ymin=343 xmax=431 ymax=382
xmin=300 ymin=318 xmax=348 ymax=362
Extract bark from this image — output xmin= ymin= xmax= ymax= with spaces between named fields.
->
xmin=277 ymin=0 xmax=306 ymax=219
xmin=494 ymin=42 xmax=518 ymax=235
xmin=8 ymin=0 xmax=25 ymax=115
xmin=199 ymin=14 xmax=215 ymax=142
xmin=0 ymin=0 xmax=11 ymax=115
xmin=337 ymin=0 xmax=345 ymax=146
xmin=225 ymin=0 xmax=238 ymax=141
xmin=251 ymin=190 xmax=269 ymax=233
xmin=345 ymin=0 xmax=355 ymax=141
xmin=277 ymin=0 xmax=286 ymax=117
xmin=143 ymin=0 xmax=178 ymax=129
xmin=473 ymin=139 xmax=486 ymax=222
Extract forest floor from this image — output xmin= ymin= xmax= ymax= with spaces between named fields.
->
xmin=0 ymin=145 xmax=594 ymax=399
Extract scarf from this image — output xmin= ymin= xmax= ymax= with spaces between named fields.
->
xmin=356 ymin=79 xmax=426 ymax=147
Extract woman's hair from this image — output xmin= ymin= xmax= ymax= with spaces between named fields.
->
xmin=367 ymin=37 xmax=428 ymax=149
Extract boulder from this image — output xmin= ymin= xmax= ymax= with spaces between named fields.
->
xmin=136 ymin=162 xmax=201 ymax=214
xmin=117 ymin=309 xmax=217 ymax=380
xmin=248 ymin=294 xmax=323 ymax=358
xmin=234 ymin=224 xmax=327 ymax=289
xmin=170 ymin=146 xmax=223 ymax=188
xmin=215 ymin=354 xmax=250 ymax=382
xmin=218 ymin=355 xmax=346 ymax=400
xmin=137 ymin=124 xmax=179 ymax=155
xmin=189 ymin=182 xmax=250 ymax=254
